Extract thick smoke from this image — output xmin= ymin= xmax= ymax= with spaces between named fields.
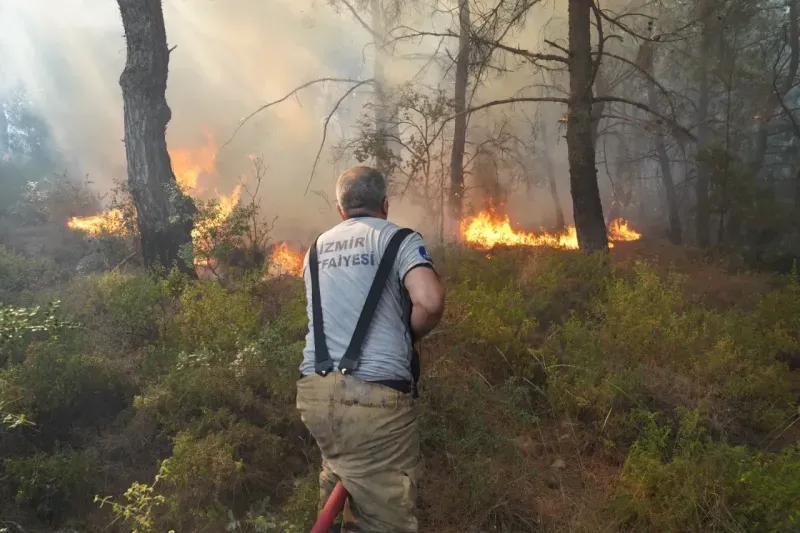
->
xmin=0 ymin=0 xmax=606 ymax=244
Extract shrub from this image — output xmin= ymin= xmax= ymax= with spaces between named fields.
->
xmin=419 ymin=377 xmax=539 ymax=531
xmin=0 ymin=300 xmax=79 ymax=365
xmin=171 ymin=279 xmax=262 ymax=355
xmin=2 ymin=448 xmax=100 ymax=525
xmin=613 ymin=409 xmax=800 ymax=532
xmin=61 ymin=271 xmax=174 ymax=355
xmin=0 ymin=246 xmax=58 ymax=306
xmin=0 ymin=349 xmax=134 ymax=446
xmin=543 ymin=262 xmax=799 ymax=451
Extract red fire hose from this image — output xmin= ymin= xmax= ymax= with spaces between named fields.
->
xmin=310 ymin=481 xmax=348 ymax=533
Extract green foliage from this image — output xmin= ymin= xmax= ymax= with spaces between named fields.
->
xmin=543 ymin=261 xmax=799 ymax=450
xmin=614 ymin=409 xmax=800 ymax=532
xmin=0 ymin=246 xmax=58 ymax=306
xmin=172 ymin=279 xmax=262 ymax=354
xmin=3 ymin=449 xmax=100 ymax=524
xmin=96 ymin=460 xmax=174 ymax=533
xmin=0 ymin=349 xmax=134 ymax=442
xmin=0 ymin=301 xmax=78 ymax=365
xmin=62 ymin=270 xmax=174 ymax=354
xmin=419 ymin=377 xmax=539 ymax=531
xmin=2 ymin=244 xmax=799 ymax=533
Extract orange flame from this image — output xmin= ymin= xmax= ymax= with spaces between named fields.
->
xmin=268 ymin=242 xmax=304 ymax=277
xmin=462 ymin=211 xmax=579 ymax=249
xmin=66 ymin=209 xmax=127 ymax=236
xmin=171 ymin=133 xmax=217 ymax=194
xmin=608 ymin=218 xmax=642 ymax=241
xmin=67 ymin=134 xmax=244 ymax=269
xmin=462 ymin=210 xmax=641 ymax=250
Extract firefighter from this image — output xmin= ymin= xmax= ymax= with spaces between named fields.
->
xmin=296 ymin=166 xmax=445 ymax=532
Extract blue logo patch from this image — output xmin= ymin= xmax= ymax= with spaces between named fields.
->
xmin=419 ymin=245 xmax=433 ymax=263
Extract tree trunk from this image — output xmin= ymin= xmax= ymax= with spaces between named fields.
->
xmin=449 ymin=0 xmax=470 ymax=222
xmin=655 ymin=140 xmax=682 ymax=244
xmin=749 ymin=0 xmax=799 ymax=181
xmin=542 ymin=147 xmax=565 ymax=229
xmin=371 ymin=0 xmax=397 ymax=176
xmin=567 ymin=0 xmax=608 ymax=252
xmin=640 ymin=37 xmax=682 ymax=244
xmin=539 ymin=119 xmax=565 ymax=228
xmin=590 ymin=72 xmax=607 ymax=151
xmin=694 ymin=0 xmax=715 ymax=248
xmin=117 ymin=0 xmax=197 ymax=277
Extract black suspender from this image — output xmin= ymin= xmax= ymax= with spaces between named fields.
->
xmin=308 ymin=235 xmax=333 ymax=376
xmin=308 ymin=228 xmax=417 ymax=388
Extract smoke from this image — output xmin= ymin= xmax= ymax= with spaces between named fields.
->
xmin=0 ymin=0 xmax=388 ymax=242
xmin=0 ymin=0 xmax=639 ymax=245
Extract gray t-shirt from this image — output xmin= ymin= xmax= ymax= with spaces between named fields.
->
xmin=299 ymin=216 xmax=435 ymax=382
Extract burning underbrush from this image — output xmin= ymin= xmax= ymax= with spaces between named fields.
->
xmin=461 ymin=208 xmax=641 ymax=250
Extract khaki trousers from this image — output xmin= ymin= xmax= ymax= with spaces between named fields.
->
xmin=296 ymin=373 xmax=420 ymax=533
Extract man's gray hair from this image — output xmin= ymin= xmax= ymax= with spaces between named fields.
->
xmin=335 ymin=166 xmax=387 ymax=216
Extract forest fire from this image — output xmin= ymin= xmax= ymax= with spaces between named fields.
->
xmin=267 ymin=242 xmax=305 ymax=277
xmin=66 ymin=136 xmax=243 ymax=268
xmin=462 ymin=210 xmax=641 ymax=250
xmin=67 ymin=209 xmax=126 ymax=236
xmin=171 ymin=133 xmax=217 ymax=194
xmin=607 ymin=218 xmax=642 ymax=241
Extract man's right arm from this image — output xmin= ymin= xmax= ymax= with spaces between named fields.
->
xmin=403 ymin=266 xmax=444 ymax=339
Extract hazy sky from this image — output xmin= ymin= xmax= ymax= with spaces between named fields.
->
xmin=0 ymin=0 xmax=389 ymax=238
xmin=0 ymin=0 xmax=582 ymax=238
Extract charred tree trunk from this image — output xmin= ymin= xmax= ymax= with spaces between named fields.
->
xmin=449 ymin=0 xmax=470 ymax=222
xmin=694 ymin=0 xmax=715 ymax=248
xmin=567 ymin=0 xmax=608 ymax=252
xmin=117 ymin=0 xmax=197 ymax=276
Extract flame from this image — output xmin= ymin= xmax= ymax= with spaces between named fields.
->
xmin=171 ymin=133 xmax=217 ymax=194
xmin=462 ymin=211 xmax=580 ymax=249
xmin=268 ymin=242 xmax=304 ymax=277
xmin=191 ymin=184 xmax=243 ymax=267
xmin=462 ymin=210 xmax=641 ymax=250
xmin=608 ymin=218 xmax=642 ymax=241
xmin=66 ymin=209 xmax=127 ymax=236
xmin=67 ymin=134 xmax=244 ymax=269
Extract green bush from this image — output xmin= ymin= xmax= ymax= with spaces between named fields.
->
xmin=613 ymin=409 xmax=800 ymax=532
xmin=171 ymin=279 xmax=262 ymax=354
xmin=61 ymin=270 xmax=173 ymax=355
xmin=419 ymin=377 xmax=539 ymax=531
xmin=0 ymin=246 xmax=58 ymax=306
xmin=0 ymin=300 xmax=79 ymax=365
xmin=543 ymin=262 xmax=799 ymax=450
xmin=0 ymin=349 xmax=134 ymax=444
xmin=2 ymin=448 xmax=100 ymax=525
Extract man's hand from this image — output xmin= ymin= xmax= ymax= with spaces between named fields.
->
xmin=404 ymin=267 xmax=444 ymax=339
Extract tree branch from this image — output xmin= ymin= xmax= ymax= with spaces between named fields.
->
xmin=335 ymin=0 xmax=383 ymax=41
xmin=304 ymin=79 xmax=374 ymax=195
xmin=387 ymin=27 xmax=567 ymax=64
xmin=222 ymin=77 xmax=374 ymax=150
xmin=594 ymin=95 xmax=696 ymax=141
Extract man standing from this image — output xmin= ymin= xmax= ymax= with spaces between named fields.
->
xmin=297 ymin=166 xmax=445 ymax=532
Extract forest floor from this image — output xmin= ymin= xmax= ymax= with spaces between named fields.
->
xmin=1 ymin=239 xmax=799 ymax=532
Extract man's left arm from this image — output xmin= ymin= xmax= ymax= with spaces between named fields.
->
xmin=396 ymin=232 xmax=444 ymax=339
